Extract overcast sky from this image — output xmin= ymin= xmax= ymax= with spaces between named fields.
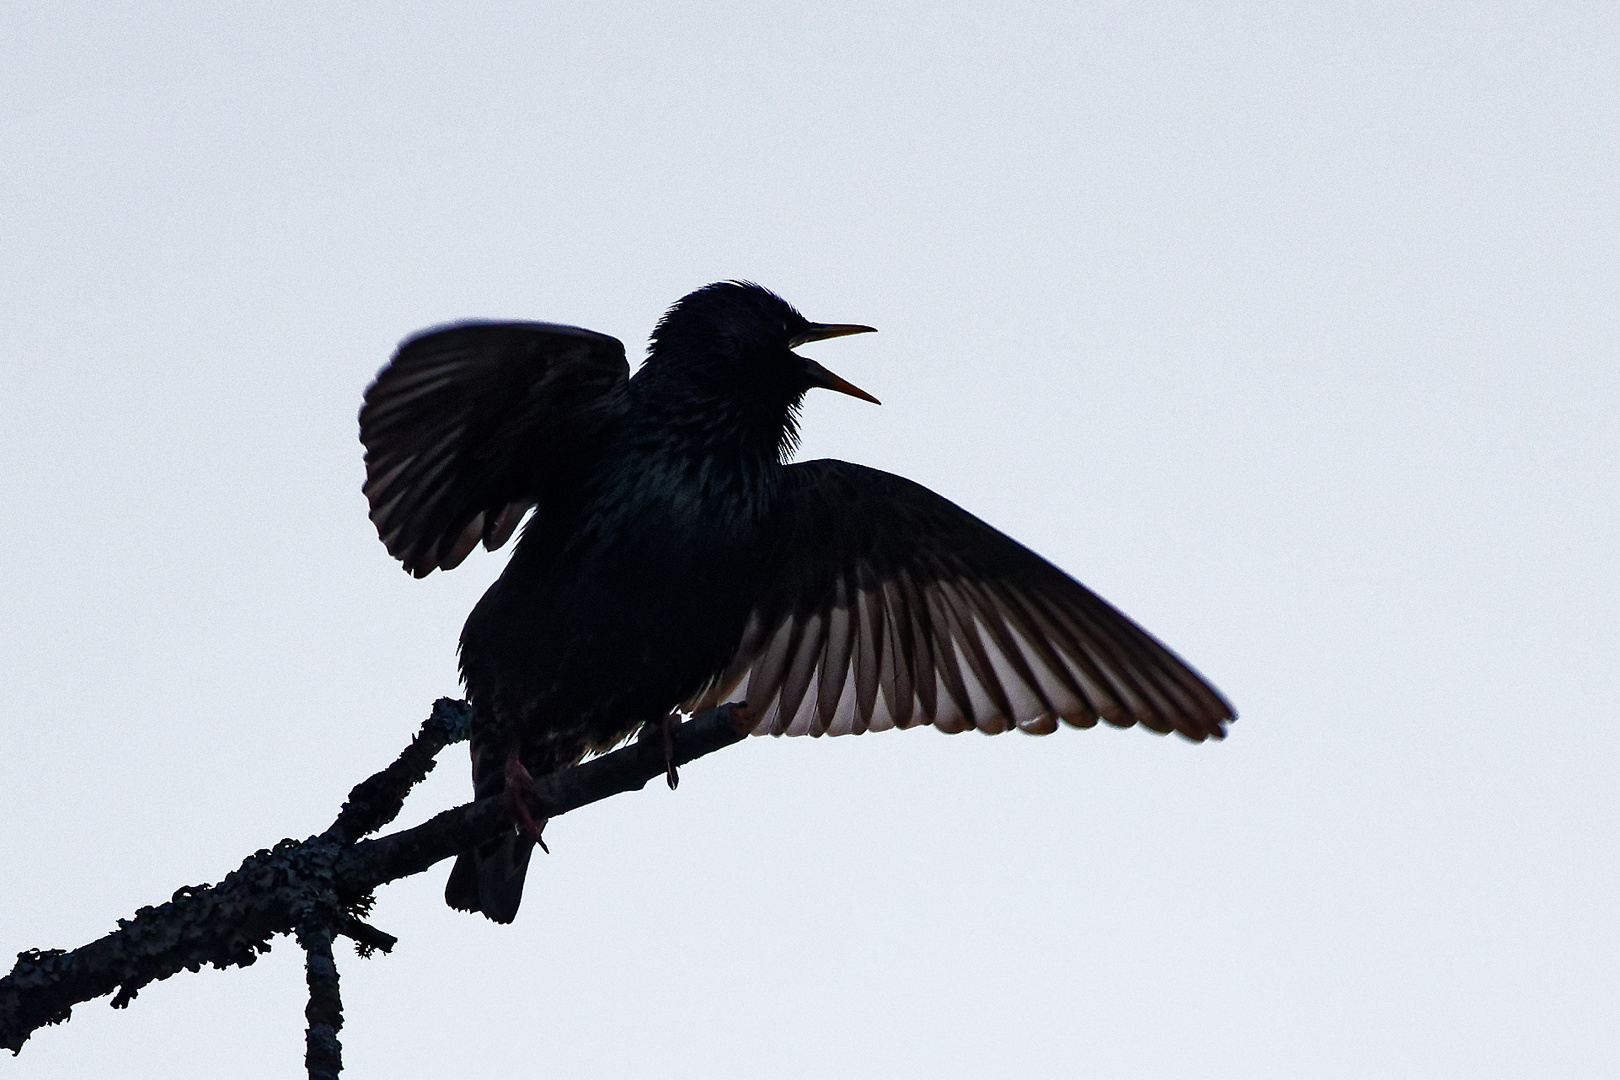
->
xmin=4 ymin=3 xmax=1616 ymax=1078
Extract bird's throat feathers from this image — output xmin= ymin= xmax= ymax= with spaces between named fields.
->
xmin=630 ymin=353 xmax=807 ymax=468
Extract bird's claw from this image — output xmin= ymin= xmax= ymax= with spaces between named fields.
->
xmin=661 ymin=711 xmax=679 ymax=789
xmin=503 ymin=748 xmax=550 ymax=853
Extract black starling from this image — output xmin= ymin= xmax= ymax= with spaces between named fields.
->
xmin=359 ymin=281 xmax=1233 ymax=923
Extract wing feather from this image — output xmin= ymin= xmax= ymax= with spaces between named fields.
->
xmin=922 ymin=580 xmax=974 ymax=728
xmin=853 ymin=588 xmax=886 ymax=732
xmin=359 ymin=320 xmax=628 ymax=576
xmin=702 ymin=461 xmax=1233 ymax=743
xmin=938 ymin=579 xmax=1017 ymax=725
xmin=775 ymin=612 xmax=825 ymax=736
xmin=819 ymin=599 xmax=857 ymax=734
xmin=879 ymin=578 xmax=918 ymax=729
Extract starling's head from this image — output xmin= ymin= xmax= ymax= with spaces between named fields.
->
xmin=647 ymin=281 xmax=877 ymax=408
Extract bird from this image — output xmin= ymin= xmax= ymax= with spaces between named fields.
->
xmin=358 ymin=281 xmax=1234 ymax=923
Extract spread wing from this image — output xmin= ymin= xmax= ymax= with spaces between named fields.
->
xmin=359 ymin=320 xmax=629 ymax=576
xmin=689 ymin=460 xmax=1234 ymax=741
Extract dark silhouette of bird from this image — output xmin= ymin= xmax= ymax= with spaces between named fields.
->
xmin=358 ymin=281 xmax=1234 ymax=923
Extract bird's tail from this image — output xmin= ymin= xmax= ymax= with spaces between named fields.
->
xmin=445 ymin=829 xmax=536 ymax=924
xmin=446 ymin=722 xmax=547 ymax=924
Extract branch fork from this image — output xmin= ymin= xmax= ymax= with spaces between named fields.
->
xmin=1 ymin=700 xmax=748 ymax=1076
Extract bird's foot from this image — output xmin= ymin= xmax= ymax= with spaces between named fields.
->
xmin=503 ymin=748 xmax=549 ymax=854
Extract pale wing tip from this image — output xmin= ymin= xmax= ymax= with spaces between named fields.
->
xmin=1019 ymin=713 xmax=1059 ymax=735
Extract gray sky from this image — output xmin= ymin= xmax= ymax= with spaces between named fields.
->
xmin=4 ymin=3 xmax=1616 ymax=1077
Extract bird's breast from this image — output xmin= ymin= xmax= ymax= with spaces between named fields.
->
xmin=460 ymin=446 xmax=779 ymax=715
xmin=577 ymin=444 xmax=781 ymax=550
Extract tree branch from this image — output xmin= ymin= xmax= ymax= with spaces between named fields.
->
xmin=297 ymin=920 xmax=343 ymax=1080
xmin=0 ymin=700 xmax=748 ymax=1059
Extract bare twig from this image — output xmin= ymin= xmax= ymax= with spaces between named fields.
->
xmin=324 ymin=698 xmax=472 ymax=846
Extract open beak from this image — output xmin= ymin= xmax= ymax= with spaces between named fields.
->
xmin=792 ymin=322 xmax=880 ymax=405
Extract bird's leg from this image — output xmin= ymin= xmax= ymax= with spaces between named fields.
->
xmin=503 ymin=745 xmax=549 ymax=854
